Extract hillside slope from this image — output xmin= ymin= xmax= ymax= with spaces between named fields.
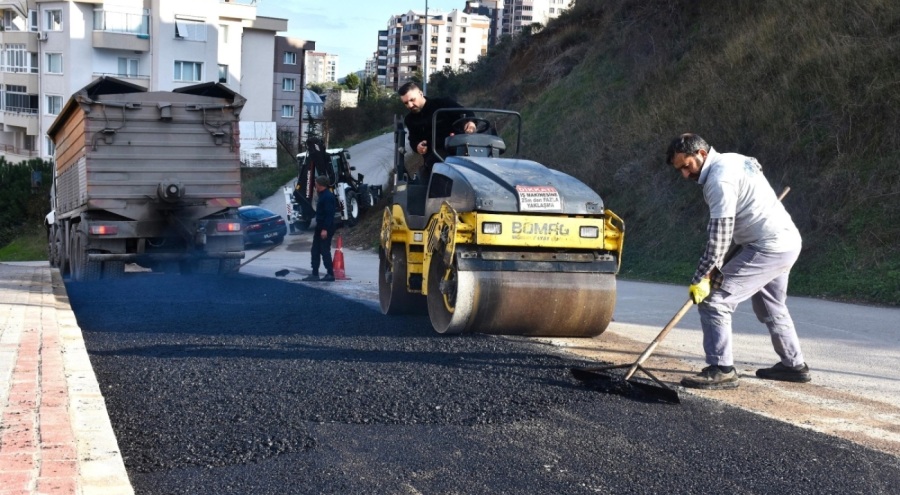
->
xmin=443 ymin=0 xmax=898 ymax=304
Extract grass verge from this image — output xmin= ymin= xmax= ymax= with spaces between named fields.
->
xmin=0 ymin=226 xmax=46 ymax=262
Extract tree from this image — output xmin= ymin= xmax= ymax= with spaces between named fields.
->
xmin=344 ymin=73 xmax=360 ymax=91
xmin=307 ymin=81 xmax=340 ymax=95
xmin=305 ymin=109 xmax=321 ymax=141
xmin=358 ymin=76 xmax=386 ymax=103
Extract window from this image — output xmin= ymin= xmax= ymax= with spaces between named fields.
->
xmin=29 ymin=10 xmax=38 ymax=31
xmin=284 ymin=51 xmax=296 ymax=65
xmin=2 ymin=44 xmax=34 ymax=73
xmin=219 ymin=24 xmax=228 ymax=44
xmin=174 ymin=17 xmax=207 ymax=41
xmin=461 ymin=27 xmax=467 ymax=33
xmin=459 ymin=48 xmax=465 ymax=54
xmin=282 ymin=78 xmax=295 ymax=91
xmin=117 ymin=57 xmax=138 ymax=77
xmin=44 ymin=10 xmax=62 ymax=31
xmin=46 ymin=95 xmax=62 ymax=115
xmin=218 ymin=64 xmax=227 ymax=83
xmin=45 ymin=53 xmax=62 ymax=74
xmin=4 ymin=84 xmax=38 ymax=113
xmin=2 ymin=11 xmax=13 ymax=31
xmin=281 ymin=105 xmax=294 ymax=118
xmin=460 ymin=38 xmax=466 ymax=43
xmin=45 ymin=137 xmax=56 ymax=157
xmin=445 ymin=58 xmax=450 ymax=64
xmin=174 ymin=60 xmax=202 ymax=82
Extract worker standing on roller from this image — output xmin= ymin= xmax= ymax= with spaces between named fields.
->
xmin=666 ymin=133 xmax=811 ymax=390
xmin=398 ymin=81 xmax=475 ymax=184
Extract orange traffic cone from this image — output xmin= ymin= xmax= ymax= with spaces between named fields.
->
xmin=332 ymin=235 xmax=347 ymax=280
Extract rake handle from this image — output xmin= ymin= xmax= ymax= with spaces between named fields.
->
xmin=623 ymin=298 xmax=694 ymax=380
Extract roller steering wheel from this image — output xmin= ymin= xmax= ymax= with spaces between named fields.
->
xmin=452 ymin=117 xmax=492 ymax=134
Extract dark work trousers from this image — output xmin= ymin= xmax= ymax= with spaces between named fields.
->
xmin=310 ymin=230 xmax=334 ymax=276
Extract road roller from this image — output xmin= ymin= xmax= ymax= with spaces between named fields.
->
xmin=379 ymin=109 xmax=624 ymax=337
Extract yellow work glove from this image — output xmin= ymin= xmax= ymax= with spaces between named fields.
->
xmin=689 ymin=278 xmax=711 ymax=304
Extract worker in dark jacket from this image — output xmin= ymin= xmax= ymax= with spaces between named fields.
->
xmin=399 ymin=81 xmax=475 ymax=184
xmin=303 ymin=176 xmax=337 ymax=282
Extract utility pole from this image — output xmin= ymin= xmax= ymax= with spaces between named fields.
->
xmin=423 ymin=0 xmax=428 ymax=95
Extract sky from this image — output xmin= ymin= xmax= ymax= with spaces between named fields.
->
xmin=256 ymin=1 xmax=469 ymax=76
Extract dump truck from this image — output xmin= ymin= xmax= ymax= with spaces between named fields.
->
xmin=379 ymin=109 xmax=624 ymax=337
xmin=45 ymin=77 xmax=245 ymax=281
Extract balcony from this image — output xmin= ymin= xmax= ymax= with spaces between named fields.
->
xmin=0 ymin=30 xmax=39 ymax=52
xmin=93 ymin=31 xmax=150 ymax=52
xmin=1 ymin=108 xmax=39 ymax=134
xmin=93 ymin=9 xmax=150 ymax=52
xmin=0 ymin=72 xmax=39 ymax=93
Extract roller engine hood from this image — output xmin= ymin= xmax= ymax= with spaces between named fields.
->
xmin=433 ymin=156 xmax=605 ymax=215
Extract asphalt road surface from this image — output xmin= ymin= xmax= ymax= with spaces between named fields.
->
xmin=67 ymin=274 xmax=900 ymax=495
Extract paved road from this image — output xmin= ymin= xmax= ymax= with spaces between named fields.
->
xmin=240 ymin=130 xmax=900 ymax=459
xmin=239 ymin=234 xmax=900 ymax=458
xmin=61 ymin=129 xmax=900 ymax=492
xmin=66 ymin=273 xmax=900 ymax=495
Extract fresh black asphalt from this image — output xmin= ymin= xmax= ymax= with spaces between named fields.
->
xmin=65 ymin=273 xmax=900 ymax=494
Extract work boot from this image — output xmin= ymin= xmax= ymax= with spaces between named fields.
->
xmin=680 ymin=365 xmax=739 ymax=390
xmin=321 ymin=273 xmax=335 ymax=282
xmin=302 ymin=273 xmax=320 ymax=282
xmin=756 ymin=362 xmax=811 ymax=383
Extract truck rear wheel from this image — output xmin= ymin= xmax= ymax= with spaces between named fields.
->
xmin=71 ymin=232 xmax=101 ymax=282
xmin=102 ymin=261 xmax=125 ymax=279
xmin=58 ymin=225 xmax=72 ymax=278
xmin=219 ymin=259 xmax=240 ymax=274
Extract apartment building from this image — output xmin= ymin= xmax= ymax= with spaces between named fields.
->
xmin=305 ymin=51 xmax=338 ymax=85
xmin=0 ymin=0 xmax=287 ymax=162
xmin=464 ymin=0 xmax=571 ymax=44
xmin=384 ymin=9 xmax=490 ymax=91
xmin=273 ymin=36 xmax=314 ymax=148
xmin=501 ymin=0 xmax=570 ymax=35
xmin=373 ymin=29 xmax=388 ymax=86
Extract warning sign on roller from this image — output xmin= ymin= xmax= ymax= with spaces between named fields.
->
xmin=516 ymin=185 xmax=562 ymax=211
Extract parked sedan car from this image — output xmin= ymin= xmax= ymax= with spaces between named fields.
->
xmin=238 ymin=205 xmax=287 ymax=247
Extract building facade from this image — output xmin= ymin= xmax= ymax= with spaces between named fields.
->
xmin=384 ymin=9 xmax=490 ymax=91
xmin=273 ymin=36 xmax=315 ymax=150
xmin=500 ymin=0 xmax=570 ymax=36
xmin=0 ymin=0 xmax=287 ymax=162
xmin=463 ymin=0 xmax=572 ymax=45
xmin=373 ymin=29 xmax=388 ymax=86
xmin=305 ymin=51 xmax=339 ymax=85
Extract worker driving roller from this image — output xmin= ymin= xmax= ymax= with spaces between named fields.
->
xmin=398 ymin=81 xmax=476 ymax=184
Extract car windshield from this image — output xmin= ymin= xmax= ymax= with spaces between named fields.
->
xmin=240 ymin=207 xmax=274 ymax=221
